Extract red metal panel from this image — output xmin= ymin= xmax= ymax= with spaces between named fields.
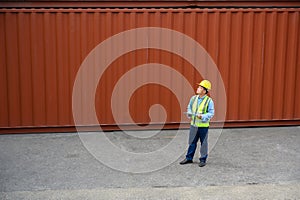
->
xmin=239 ymin=11 xmax=253 ymax=120
xmin=284 ymin=11 xmax=299 ymax=119
xmin=217 ymin=11 xmax=231 ymax=122
xmin=262 ymin=11 xmax=277 ymax=120
xmin=228 ymin=11 xmax=243 ymax=120
xmin=296 ymin=14 xmax=300 ymax=119
xmin=30 ymin=12 xmax=46 ymax=126
xmin=250 ymin=11 xmax=265 ymax=120
xmin=273 ymin=11 xmax=287 ymax=120
xmin=5 ymin=12 xmax=21 ymax=127
xmin=44 ymin=12 xmax=58 ymax=125
xmin=56 ymin=12 xmax=71 ymax=125
xmin=18 ymin=12 xmax=33 ymax=125
xmin=0 ymin=8 xmax=300 ymax=133
xmin=68 ymin=12 xmax=81 ymax=125
xmin=0 ymin=13 xmax=9 ymax=127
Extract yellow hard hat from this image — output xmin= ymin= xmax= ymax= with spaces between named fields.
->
xmin=198 ymin=80 xmax=211 ymax=90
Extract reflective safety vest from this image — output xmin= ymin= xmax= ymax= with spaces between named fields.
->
xmin=191 ymin=95 xmax=211 ymax=127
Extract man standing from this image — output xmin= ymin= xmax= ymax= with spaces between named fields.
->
xmin=180 ymin=80 xmax=215 ymax=167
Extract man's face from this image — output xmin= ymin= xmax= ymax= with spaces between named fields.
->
xmin=196 ymin=86 xmax=206 ymax=95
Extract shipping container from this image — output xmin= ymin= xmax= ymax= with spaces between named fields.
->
xmin=1 ymin=4 xmax=300 ymax=133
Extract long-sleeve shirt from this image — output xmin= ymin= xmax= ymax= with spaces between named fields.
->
xmin=187 ymin=95 xmax=215 ymax=122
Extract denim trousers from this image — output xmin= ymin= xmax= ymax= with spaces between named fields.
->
xmin=186 ymin=126 xmax=209 ymax=162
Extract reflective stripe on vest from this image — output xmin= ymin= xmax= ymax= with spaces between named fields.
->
xmin=191 ymin=95 xmax=211 ymax=127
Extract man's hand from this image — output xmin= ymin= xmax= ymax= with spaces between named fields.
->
xmin=197 ymin=114 xmax=202 ymax=119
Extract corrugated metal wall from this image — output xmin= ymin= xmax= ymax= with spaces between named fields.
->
xmin=1 ymin=7 xmax=300 ymax=133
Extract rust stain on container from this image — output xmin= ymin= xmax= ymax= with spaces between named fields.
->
xmin=0 ymin=7 xmax=300 ymax=133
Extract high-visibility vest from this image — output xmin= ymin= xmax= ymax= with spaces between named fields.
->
xmin=190 ymin=95 xmax=211 ymax=127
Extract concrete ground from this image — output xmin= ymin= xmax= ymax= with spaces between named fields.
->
xmin=0 ymin=126 xmax=299 ymax=199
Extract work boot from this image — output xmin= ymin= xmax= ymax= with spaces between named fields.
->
xmin=179 ymin=159 xmax=193 ymax=165
xmin=198 ymin=161 xmax=206 ymax=167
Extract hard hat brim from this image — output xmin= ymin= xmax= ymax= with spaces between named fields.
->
xmin=197 ymin=84 xmax=208 ymax=90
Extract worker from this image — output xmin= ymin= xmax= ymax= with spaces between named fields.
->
xmin=180 ymin=80 xmax=215 ymax=167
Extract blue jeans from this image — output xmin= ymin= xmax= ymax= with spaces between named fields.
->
xmin=186 ymin=126 xmax=208 ymax=162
